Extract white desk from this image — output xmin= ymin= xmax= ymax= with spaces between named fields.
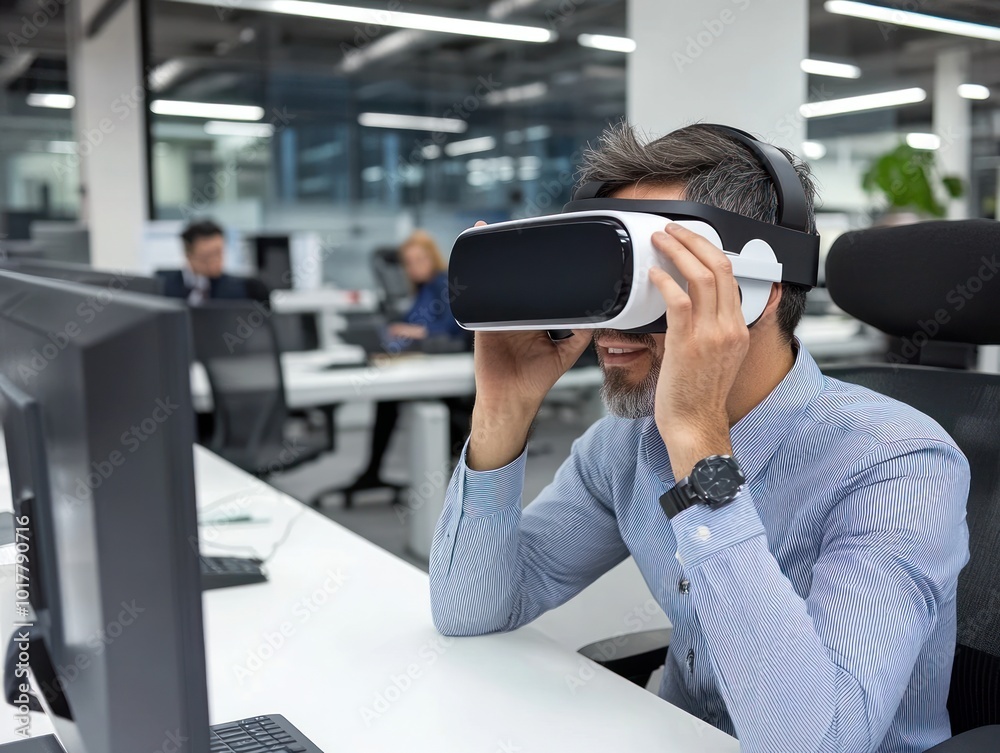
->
xmin=191 ymin=353 xmax=605 ymax=559
xmin=0 ymin=445 xmax=739 ymax=752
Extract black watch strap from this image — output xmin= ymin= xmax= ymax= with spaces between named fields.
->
xmin=659 ymin=482 xmax=695 ymax=520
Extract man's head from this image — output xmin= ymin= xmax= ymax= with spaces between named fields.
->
xmin=578 ymin=122 xmax=817 ymax=418
xmin=181 ymin=220 xmax=226 ymax=279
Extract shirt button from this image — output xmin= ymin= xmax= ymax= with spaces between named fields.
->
xmin=694 ymin=525 xmax=711 ymax=542
xmin=685 ymin=648 xmax=695 ymax=674
xmin=679 ymin=578 xmax=690 ymax=595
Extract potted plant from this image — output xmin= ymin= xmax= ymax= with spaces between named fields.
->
xmin=861 ymin=142 xmax=965 ymax=225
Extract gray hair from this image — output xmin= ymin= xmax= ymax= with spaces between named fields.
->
xmin=578 ymin=122 xmax=817 ymax=341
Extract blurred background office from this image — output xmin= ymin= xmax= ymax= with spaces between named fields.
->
xmin=2 ymin=0 xmax=1000 ymax=565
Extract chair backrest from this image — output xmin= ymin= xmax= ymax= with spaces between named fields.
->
xmin=188 ymin=302 xmax=289 ymax=464
xmin=371 ymin=247 xmax=412 ymax=317
xmin=825 ymin=220 xmax=1000 ymax=733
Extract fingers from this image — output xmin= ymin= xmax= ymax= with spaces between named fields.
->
xmin=652 ymin=228 xmax=717 ymax=318
xmin=657 ymin=223 xmax=741 ymax=322
xmin=474 ymin=220 xmax=487 ymax=227
xmin=649 ymin=266 xmax=692 ymax=336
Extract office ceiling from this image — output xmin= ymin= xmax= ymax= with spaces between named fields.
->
xmin=1 ymin=0 xmax=1000 ymax=138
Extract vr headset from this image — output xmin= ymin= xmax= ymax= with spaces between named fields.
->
xmin=448 ymin=124 xmax=820 ymax=334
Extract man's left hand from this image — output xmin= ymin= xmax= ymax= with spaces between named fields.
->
xmin=388 ymin=323 xmax=428 ymax=340
xmin=648 ymin=223 xmax=750 ymax=480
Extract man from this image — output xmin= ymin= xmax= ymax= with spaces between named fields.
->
xmin=429 ymin=123 xmax=970 ymax=753
xmin=158 ymin=219 xmax=269 ymax=305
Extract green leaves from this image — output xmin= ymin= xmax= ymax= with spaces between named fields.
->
xmin=861 ymin=142 xmax=965 ymax=219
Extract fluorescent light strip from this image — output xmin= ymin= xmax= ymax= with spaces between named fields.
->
xmin=27 ymin=93 xmax=75 ymax=109
xmin=577 ymin=33 xmax=636 ymax=53
xmin=151 ymin=100 xmax=264 ymax=120
xmin=204 ymin=121 xmax=275 ymax=137
xmin=444 ymin=136 xmax=497 ymax=157
xmin=169 ymin=0 xmax=553 ymax=42
xmin=799 ymin=87 xmax=926 ymax=118
xmin=906 ymin=132 xmax=940 ymax=150
xmin=800 ymin=58 xmax=861 ymax=79
xmin=958 ymin=83 xmax=990 ymax=100
xmin=485 ymin=81 xmax=548 ymax=105
xmin=801 ymin=141 xmax=827 ymax=160
xmin=824 ymin=1 xmax=1000 ymax=42
xmin=358 ymin=112 xmax=468 ymax=133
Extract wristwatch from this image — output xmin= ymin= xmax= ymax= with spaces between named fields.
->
xmin=659 ymin=454 xmax=746 ymax=519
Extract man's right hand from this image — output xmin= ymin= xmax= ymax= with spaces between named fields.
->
xmin=464 ymin=224 xmax=592 ymax=470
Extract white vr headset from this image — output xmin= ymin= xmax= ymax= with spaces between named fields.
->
xmin=448 ymin=125 xmax=820 ymax=334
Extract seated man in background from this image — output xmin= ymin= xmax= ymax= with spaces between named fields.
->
xmin=157 ymin=219 xmax=269 ymax=305
xmin=429 ymin=123 xmax=970 ymax=753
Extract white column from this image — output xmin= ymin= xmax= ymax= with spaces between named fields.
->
xmin=67 ymin=0 xmax=148 ymax=269
xmin=627 ymin=0 xmax=809 ymax=150
xmin=933 ymin=48 xmax=971 ymax=220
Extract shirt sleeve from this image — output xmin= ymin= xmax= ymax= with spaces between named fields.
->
xmin=669 ymin=439 xmax=970 ymax=753
xmin=429 ymin=419 xmax=630 ymax=636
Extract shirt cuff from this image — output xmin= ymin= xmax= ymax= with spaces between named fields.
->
xmin=457 ymin=438 xmax=527 ymax=517
xmin=670 ymin=489 xmax=766 ymax=569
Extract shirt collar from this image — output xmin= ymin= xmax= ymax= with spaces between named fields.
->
xmin=641 ymin=339 xmax=824 ymax=484
xmin=182 ymin=265 xmax=208 ymax=290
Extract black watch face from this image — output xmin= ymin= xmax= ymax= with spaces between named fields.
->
xmin=691 ymin=456 xmax=745 ymax=506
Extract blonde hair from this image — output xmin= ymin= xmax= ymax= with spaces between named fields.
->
xmin=400 ymin=229 xmax=447 ymax=275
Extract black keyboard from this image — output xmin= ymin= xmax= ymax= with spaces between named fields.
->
xmin=200 ymin=555 xmax=268 ymax=591
xmin=211 ymin=714 xmax=324 ymax=753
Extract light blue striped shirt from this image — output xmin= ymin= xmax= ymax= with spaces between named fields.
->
xmin=430 ymin=344 xmax=970 ymax=753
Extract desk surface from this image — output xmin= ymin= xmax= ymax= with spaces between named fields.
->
xmin=0 ymin=444 xmax=738 ymax=752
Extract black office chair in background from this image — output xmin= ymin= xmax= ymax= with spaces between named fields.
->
xmin=371 ymin=246 xmax=412 ymax=319
xmin=189 ymin=302 xmax=332 ymax=479
xmin=579 ymin=220 xmax=1000 ymax=751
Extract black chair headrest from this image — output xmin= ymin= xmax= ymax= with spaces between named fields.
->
xmin=826 ymin=219 xmax=1000 ymax=345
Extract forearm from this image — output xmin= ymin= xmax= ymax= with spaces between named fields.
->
xmin=466 ymin=399 xmax=537 ymax=471
xmin=672 ymin=495 xmax=925 ymax=753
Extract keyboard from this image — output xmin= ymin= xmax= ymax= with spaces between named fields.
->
xmin=211 ymin=714 xmax=324 ymax=753
xmin=200 ymin=555 xmax=268 ymax=590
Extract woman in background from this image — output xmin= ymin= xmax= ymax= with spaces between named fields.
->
xmin=344 ymin=230 xmax=469 ymax=505
xmin=383 ymin=229 xmax=464 ymax=347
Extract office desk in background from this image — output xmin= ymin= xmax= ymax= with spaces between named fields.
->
xmin=270 ymin=289 xmax=379 ymax=348
xmin=0 ymin=442 xmax=739 ymax=753
xmin=191 ymin=351 xmax=605 ymax=559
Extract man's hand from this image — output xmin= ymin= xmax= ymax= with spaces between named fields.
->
xmin=388 ymin=322 xmax=427 ymax=340
xmin=648 ymin=223 xmax=750 ymax=480
xmin=465 ymin=222 xmax=591 ymax=471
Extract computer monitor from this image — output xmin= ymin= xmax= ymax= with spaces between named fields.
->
xmin=0 ymin=270 xmax=209 ymax=753
xmin=0 ymin=258 xmax=164 ymax=296
xmin=253 ymin=236 xmax=293 ymax=291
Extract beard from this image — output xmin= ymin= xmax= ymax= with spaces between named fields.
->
xmin=593 ymin=329 xmax=661 ymax=419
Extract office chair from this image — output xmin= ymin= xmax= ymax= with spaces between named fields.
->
xmin=371 ymin=247 xmax=412 ymax=319
xmin=579 ymin=220 xmax=1000 ymax=752
xmin=189 ymin=302 xmax=332 ymax=479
